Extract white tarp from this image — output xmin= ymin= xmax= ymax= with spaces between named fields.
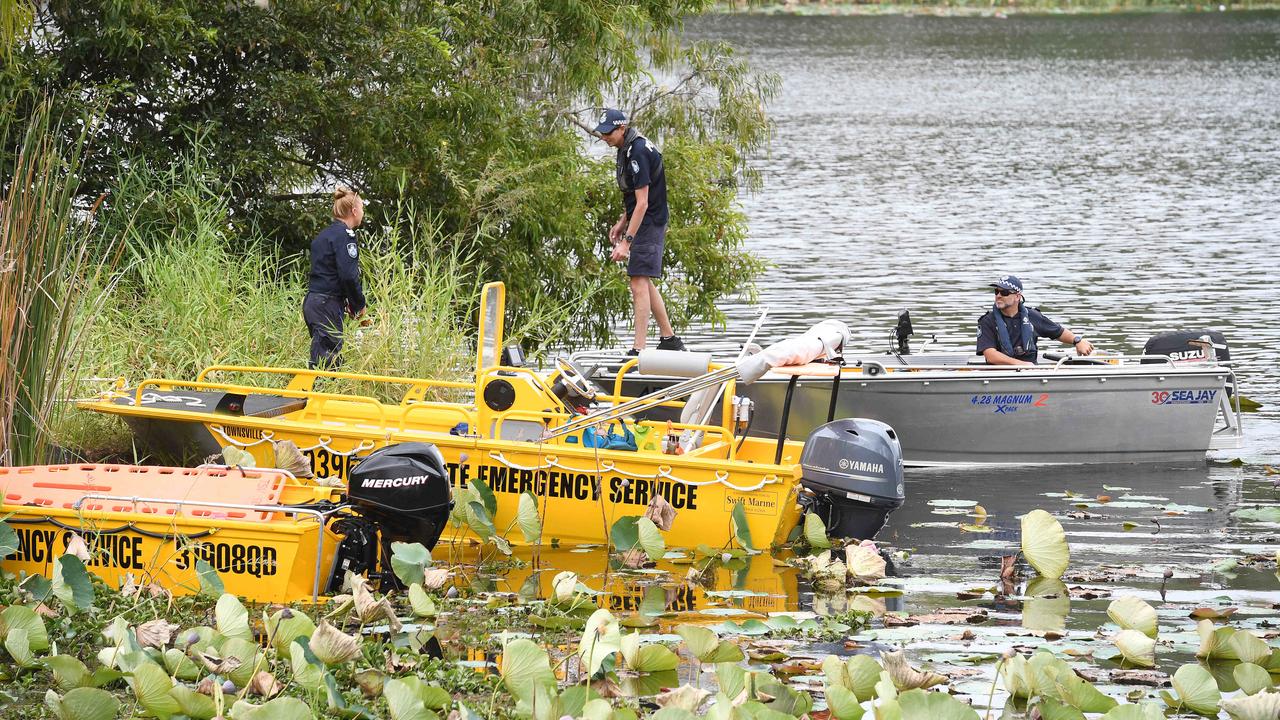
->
xmin=734 ymin=319 xmax=850 ymax=385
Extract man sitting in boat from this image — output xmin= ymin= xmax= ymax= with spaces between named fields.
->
xmin=976 ymin=275 xmax=1095 ymax=366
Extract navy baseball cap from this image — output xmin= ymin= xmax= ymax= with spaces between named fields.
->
xmin=990 ymin=274 xmax=1023 ymax=293
xmin=593 ymin=108 xmax=628 ymax=134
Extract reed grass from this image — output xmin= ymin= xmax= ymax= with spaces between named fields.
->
xmin=0 ymin=102 xmax=117 ymax=466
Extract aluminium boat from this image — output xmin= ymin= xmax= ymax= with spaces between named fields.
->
xmin=78 ymin=283 xmax=906 ymax=550
xmin=571 ymin=316 xmax=1244 ymax=467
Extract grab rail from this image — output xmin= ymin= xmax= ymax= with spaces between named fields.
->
xmin=196 ymin=364 xmax=472 ymax=402
xmin=133 ymin=378 xmax=388 ymax=426
xmin=71 ymin=494 xmax=330 ymax=603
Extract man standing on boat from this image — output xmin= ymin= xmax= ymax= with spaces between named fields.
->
xmin=977 ymin=275 xmax=1094 ymax=365
xmin=595 ymin=108 xmax=686 ymax=356
xmin=303 ymin=186 xmax=367 ymax=370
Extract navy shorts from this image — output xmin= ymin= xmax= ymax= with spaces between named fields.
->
xmin=627 ymin=223 xmax=667 ymax=278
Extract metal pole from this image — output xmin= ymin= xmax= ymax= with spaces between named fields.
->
xmin=775 ymin=375 xmax=800 ymax=465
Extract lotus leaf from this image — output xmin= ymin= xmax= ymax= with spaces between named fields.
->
xmin=272 ymin=440 xmax=312 ymax=478
xmin=499 ymin=638 xmax=556 ymax=704
xmin=163 ymin=647 xmax=201 ymax=680
xmin=1232 ymin=506 xmax=1280 ymax=523
xmin=675 ymin=624 xmax=744 ymax=664
xmin=581 ymin=698 xmax=616 ymax=720
xmin=222 ymin=636 xmax=263 ymax=687
xmin=471 ymin=477 xmax=497 ymax=516
xmin=897 ymin=689 xmax=979 ymax=720
xmin=389 ymin=541 xmax=432 ymax=587
xmin=52 ymin=555 xmax=95 ymax=611
xmin=578 ymin=608 xmax=622 ymax=676
xmin=1221 ymin=691 xmax=1280 ymax=720
xmin=1023 ymin=577 xmax=1070 ymax=632
xmin=136 ymin=619 xmax=180 ymax=650
xmin=847 ymin=543 xmax=887 ymax=583
xmin=1113 ymin=629 xmax=1157 ymax=668
xmin=1020 ymin=509 xmax=1069 ymax=579
xmin=650 ymin=709 xmax=698 ymax=720
xmin=1037 ymin=697 xmax=1087 ymax=720
xmin=170 ymin=684 xmax=217 ymax=719
xmin=1232 ymin=663 xmax=1273 ymax=695
xmin=385 ymin=677 xmax=450 ymax=720
xmin=824 ymin=654 xmax=852 ymax=689
xmin=216 ymin=593 xmax=253 ymax=640
xmin=222 ymin=446 xmax=256 ymax=467
xmin=287 ymin=639 xmax=326 ymax=691
xmin=731 ymin=502 xmax=756 ymax=552
xmin=230 ymin=696 xmax=317 ymax=720
xmin=1047 ymin=663 xmax=1118 ymax=712
xmin=196 ymin=559 xmax=225 ymax=597
xmin=1195 ymin=618 xmax=1239 ymax=660
xmin=847 ymin=655 xmax=885 ymax=701
xmin=716 ymin=662 xmax=749 ymax=701
xmin=44 ymin=687 xmax=120 ymax=720
xmin=637 ymin=517 xmax=665 ymax=561
xmin=621 ymin=633 xmax=679 ymax=673
xmin=517 ymin=492 xmax=542 ymax=544
xmin=1107 ymin=596 xmax=1158 ymax=638
xmin=0 ymin=520 xmax=18 ymax=557
xmin=882 ymin=650 xmax=946 ymax=690
xmin=408 ymin=584 xmax=437 ymax=617
xmin=874 ymin=669 xmax=897 ymax=701
xmin=1100 ymin=703 xmax=1164 ymax=720
xmin=655 ymin=685 xmax=712 ymax=712
xmin=45 ymin=655 xmax=92 ymax=690
xmin=826 ymin=685 xmax=866 ymax=720
xmin=466 ymin=500 xmax=496 ymax=540
xmin=309 ymin=620 xmax=360 ymax=665
xmin=758 ymin=679 xmax=814 ymax=716
xmin=1161 ymin=663 xmax=1221 ymax=716
xmin=1000 ymin=654 xmax=1034 ymax=698
xmin=805 ymin=512 xmax=832 ymax=550
xmin=265 ymin=608 xmax=315 ymax=659
xmin=130 ymin=661 xmax=181 ymax=719
xmin=551 ymin=571 xmax=579 ymax=603
xmin=1228 ymin=629 xmax=1272 ymax=665
xmin=4 ymin=627 xmax=35 ymax=667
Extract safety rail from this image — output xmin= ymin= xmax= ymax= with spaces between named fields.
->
xmin=133 ymin=378 xmax=389 ymax=427
xmin=852 ymin=354 xmax=1229 ymax=375
xmin=484 ymin=406 xmax=739 ymax=459
xmin=196 ymin=364 xmax=473 ymax=402
xmin=609 ymin=358 xmax=738 ymax=429
xmin=398 ymin=402 xmax=476 ymax=434
xmin=71 ymin=494 xmax=331 ymax=603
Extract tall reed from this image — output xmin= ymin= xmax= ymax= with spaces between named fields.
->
xmin=0 ymin=103 xmax=115 ymax=466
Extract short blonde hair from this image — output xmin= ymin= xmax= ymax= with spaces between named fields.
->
xmin=332 ymin=186 xmax=361 ymax=220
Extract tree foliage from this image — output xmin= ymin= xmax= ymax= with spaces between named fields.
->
xmin=3 ymin=0 xmax=775 ymax=345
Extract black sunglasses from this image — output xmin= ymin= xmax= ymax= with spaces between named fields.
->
xmin=994 ymin=288 xmax=1018 ymax=297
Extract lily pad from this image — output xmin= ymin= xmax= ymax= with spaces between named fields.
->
xmin=1021 ymin=509 xmax=1069 ymax=579
xmin=1160 ymin=663 xmax=1221 ymax=716
xmin=1107 ymin=596 xmax=1158 ymax=638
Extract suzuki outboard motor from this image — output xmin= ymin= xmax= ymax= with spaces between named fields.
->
xmin=799 ymin=419 xmax=904 ymax=540
xmin=1143 ymin=330 xmax=1229 ymax=365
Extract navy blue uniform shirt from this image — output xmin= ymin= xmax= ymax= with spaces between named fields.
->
xmin=616 ymin=133 xmax=669 ymax=227
xmin=308 ymin=220 xmax=366 ymax=315
xmin=976 ymin=305 xmax=1064 ymax=363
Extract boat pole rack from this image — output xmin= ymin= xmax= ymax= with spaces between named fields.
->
xmin=71 ymin=494 xmax=331 ymax=603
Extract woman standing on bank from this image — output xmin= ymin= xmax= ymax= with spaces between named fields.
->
xmin=303 ymin=186 xmax=367 ymax=370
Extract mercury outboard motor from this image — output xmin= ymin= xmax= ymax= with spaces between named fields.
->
xmin=799 ymin=419 xmax=905 ymax=540
xmin=341 ymin=443 xmax=454 ymax=587
xmin=1142 ymin=329 xmax=1229 ymax=365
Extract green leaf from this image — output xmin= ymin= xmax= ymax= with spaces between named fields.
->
xmin=162 ymin=647 xmax=200 ymax=681
xmin=1231 ymin=663 xmax=1272 ymax=695
xmin=1228 ymin=629 xmax=1272 ymax=665
xmin=675 ymin=624 xmax=744 ymax=664
xmin=230 ymin=696 xmax=316 ymax=720
xmin=620 ymin=633 xmax=679 ymax=673
xmin=1107 ymin=596 xmax=1158 ymax=638
xmin=53 ymin=555 xmax=95 ymax=611
xmin=846 ymin=655 xmax=883 ymax=701
xmin=1048 ymin=663 xmax=1118 ymax=712
xmin=825 ymin=685 xmax=865 ymax=720
xmin=0 ymin=519 xmax=18 ymax=557
xmin=1221 ymin=692 xmax=1280 ymax=720
xmin=265 ymin=608 xmax=315 ymax=660
xmin=715 ymin=662 xmax=748 ymax=700
xmin=1165 ymin=663 xmax=1221 ymax=716
xmin=130 ymin=661 xmax=180 ymax=719
xmin=1113 ymin=629 xmax=1156 ymax=668
xmin=1100 ymin=703 xmax=1165 ymax=720
xmin=636 ymin=517 xmax=665 ymax=561
xmin=1037 ymin=698 xmax=1086 ymax=720
xmin=46 ymin=655 xmax=92 ymax=690
xmin=45 ymin=687 xmax=121 ymax=720
xmin=215 ymin=593 xmax=252 ymax=640
xmin=499 ymin=638 xmax=556 ymax=704
xmin=897 ymin=689 xmax=980 ymax=720
xmin=195 ymin=559 xmax=224 ymax=597
xmin=730 ymin=502 xmax=755 ymax=552
xmin=804 ymin=512 xmax=832 ymax=550
xmin=384 ymin=677 xmax=444 ymax=720
xmin=4 ymin=627 xmax=35 ymax=667
xmin=223 ymin=446 xmax=256 ymax=467
xmin=517 ymin=492 xmax=542 ymax=544
xmin=222 ymin=636 xmax=262 ymax=687
xmin=408 ymin=584 xmax=437 ymax=617
xmin=288 ymin=639 xmax=326 ymax=691
xmin=0 ymin=604 xmax=49 ymax=652
xmin=471 ymin=477 xmax=497 ymax=516
xmin=170 ymin=683 xmax=217 ymax=720
xmin=465 ymin=500 xmax=496 ymax=540
xmin=1023 ymin=577 xmax=1069 ymax=632
xmin=578 ymin=608 xmax=621 ymax=676
xmin=390 ymin=542 xmax=432 ymax=587
xmin=1195 ymin=619 xmax=1238 ymax=660
xmin=610 ymin=516 xmax=640 ymax=553
xmin=1020 ymin=509 xmax=1069 ymax=579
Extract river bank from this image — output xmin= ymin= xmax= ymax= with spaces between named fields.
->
xmin=716 ymin=0 xmax=1280 ymax=16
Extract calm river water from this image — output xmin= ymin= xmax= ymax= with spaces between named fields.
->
xmin=639 ymin=11 xmax=1280 ymax=706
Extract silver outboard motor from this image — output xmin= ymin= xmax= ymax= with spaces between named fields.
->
xmin=799 ymin=419 xmax=905 ymax=540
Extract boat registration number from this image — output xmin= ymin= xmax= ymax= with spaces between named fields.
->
xmin=305 ymin=448 xmax=355 ymax=479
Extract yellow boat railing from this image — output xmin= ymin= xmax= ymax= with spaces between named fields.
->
xmin=134 ymin=378 xmax=391 ymax=426
xmin=196 ymin=364 xmax=473 ymax=399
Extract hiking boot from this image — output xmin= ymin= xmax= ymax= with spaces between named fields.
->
xmin=657 ymin=335 xmax=687 ymax=351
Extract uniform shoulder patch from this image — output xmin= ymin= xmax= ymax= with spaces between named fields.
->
xmin=346 ymin=243 xmax=358 ymax=259
xmin=630 ymin=160 xmax=639 ymax=174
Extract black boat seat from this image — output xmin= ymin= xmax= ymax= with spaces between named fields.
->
xmin=112 ymin=389 xmax=307 ymax=418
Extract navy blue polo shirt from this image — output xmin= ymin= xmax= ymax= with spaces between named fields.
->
xmin=617 ymin=134 xmax=669 ymax=227
xmin=307 ymin=220 xmax=366 ymax=315
xmin=976 ymin=306 xmax=1064 ymax=363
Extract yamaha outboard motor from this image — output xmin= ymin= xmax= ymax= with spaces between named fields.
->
xmin=339 ymin=443 xmax=454 ymax=588
xmin=799 ymin=419 xmax=905 ymax=540
xmin=1143 ymin=330 xmax=1229 ymax=365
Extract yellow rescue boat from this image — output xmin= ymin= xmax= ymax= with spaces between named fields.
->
xmin=79 ymin=283 xmax=905 ymax=552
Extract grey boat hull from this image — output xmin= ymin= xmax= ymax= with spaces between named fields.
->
xmin=581 ymin=353 xmax=1241 ymax=467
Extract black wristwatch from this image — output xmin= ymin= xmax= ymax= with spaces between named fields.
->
xmin=1073 ymin=335 xmax=1086 ymax=345
xmin=622 ymin=233 xmax=635 ymax=244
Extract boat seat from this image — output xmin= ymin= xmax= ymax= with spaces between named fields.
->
xmin=112 ymin=388 xmax=307 ymax=418
xmin=0 ymin=464 xmax=290 ymax=521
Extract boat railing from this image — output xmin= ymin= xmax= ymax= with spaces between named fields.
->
xmin=133 ymin=378 xmax=389 ymax=426
xmin=484 ymin=407 xmax=737 ymax=455
xmin=398 ymin=401 xmax=476 ymax=433
xmin=71 ymin=493 xmax=330 ymax=603
xmin=196 ymin=364 xmax=472 ymax=402
xmin=853 ymin=353 xmax=1227 ymax=375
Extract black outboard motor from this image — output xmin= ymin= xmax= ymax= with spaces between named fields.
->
xmin=799 ymin=419 xmax=905 ymax=540
xmin=1142 ymin=330 xmax=1229 ymax=365
xmin=340 ymin=443 xmax=454 ymax=587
